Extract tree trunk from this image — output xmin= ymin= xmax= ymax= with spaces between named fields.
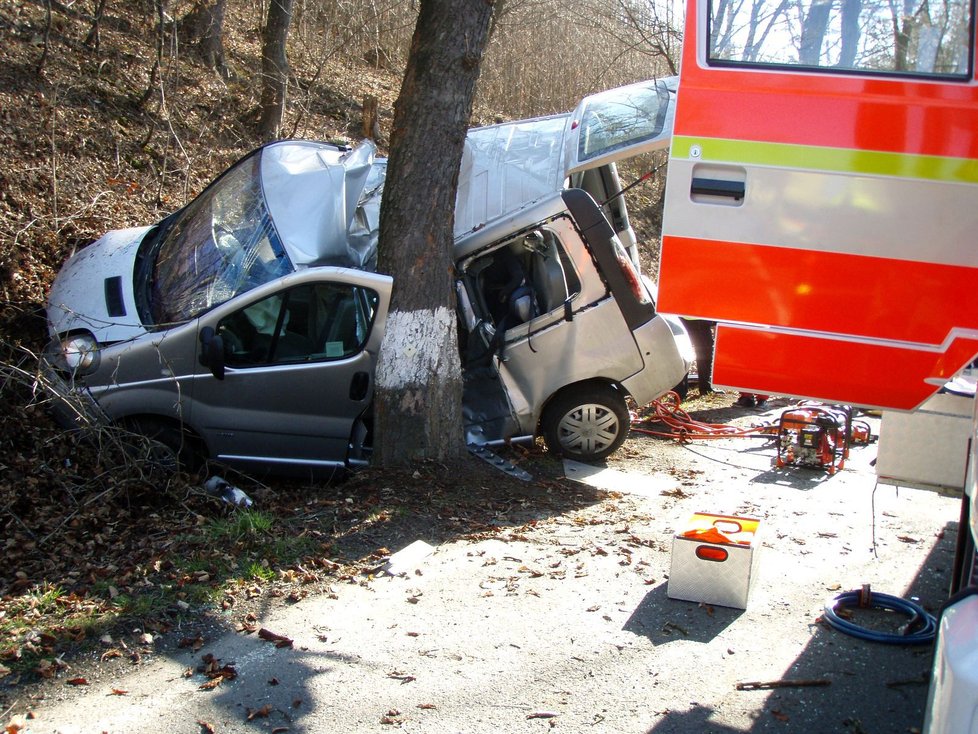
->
xmin=181 ymin=0 xmax=230 ymax=77
xmin=258 ymin=0 xmax=295 ymax=142
xmin=373 ymin=0 xmax=494 ymax=467
xmin=838 ymin=0 xmax=862 ymax=67
xmin=799 ymin=0 xmax=833 ymax=66
xmin=362 ymin=95 xmax=381 ymax=140
xmin=84 ymin=0 xmax=109 ymax=53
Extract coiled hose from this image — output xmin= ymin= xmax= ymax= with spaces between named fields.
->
xmin=823 ymin=589 xmax=937 ymax=645
xmin=631 ymin=391 xmax=777 ymax=441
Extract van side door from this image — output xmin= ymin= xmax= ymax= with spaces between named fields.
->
xmin=191 ymin=268 xmax=392 ymax=469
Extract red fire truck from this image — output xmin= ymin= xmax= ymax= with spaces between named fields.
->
xmin=658 ymin=0 xmax=978 ymax=730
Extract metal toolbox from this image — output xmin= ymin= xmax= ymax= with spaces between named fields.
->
xmin=667 ymin=512 xmax=762 ymax=610
xmin=876 ymin=392 xmax=973 ymax=493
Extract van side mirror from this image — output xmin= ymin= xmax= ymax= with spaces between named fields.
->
xmin=199 ymin=326 xmax=226 ymax=380
xmin=563 ymin=298 xmax=574 ymax=322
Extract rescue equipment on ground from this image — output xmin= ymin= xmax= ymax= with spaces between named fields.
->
xmin=775 ymin=403 xmax=873 ymax=474
xmin=823 ymin=585 xmax=937 ymax=645
xmin=203 ymin=476 xmax=254 ymax=508
xmin=634 ymin=395 xmax=875 ymax=475
xmin=467 ymin=443 xmax=533 ymax=481
xmin=668 ymin=513 xmax=762 ymax=610
xmin=633 ymin=391 xmax=776 ymax=441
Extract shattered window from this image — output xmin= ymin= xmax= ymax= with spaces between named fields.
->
xmin=149 ymin=152 xmax=293 ymax=327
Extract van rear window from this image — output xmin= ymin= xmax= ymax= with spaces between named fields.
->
xmin=707 ymin=0 xmax=973 ymax=79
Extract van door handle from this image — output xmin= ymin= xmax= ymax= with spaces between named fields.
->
xmin=349 ymin=371 xmax=370 ymax=401
xmin=690 ymin=177 xmax=745 ymax=200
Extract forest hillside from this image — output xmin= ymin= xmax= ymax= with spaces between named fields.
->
xmin=0 ymin=0 xmax=678 ymax=348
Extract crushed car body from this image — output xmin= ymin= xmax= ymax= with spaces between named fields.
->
xmin=44 ymin=77 xmax=692 ymax=472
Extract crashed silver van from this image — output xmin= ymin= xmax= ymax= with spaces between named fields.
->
xmin=44 ymin=77 xmax=691 ymax=471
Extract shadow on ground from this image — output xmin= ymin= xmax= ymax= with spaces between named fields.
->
xmin=641 ymin=518 xmax=957 ymax=734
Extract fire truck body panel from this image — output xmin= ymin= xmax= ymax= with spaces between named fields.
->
xmin=662 ymin=1 xmax=978 ymax=729
xmin=660 ymin=0 xmax=978 ymax=411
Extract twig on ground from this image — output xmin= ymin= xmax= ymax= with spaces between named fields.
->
xmin=736 ymin=679 xmax=831 ymax=691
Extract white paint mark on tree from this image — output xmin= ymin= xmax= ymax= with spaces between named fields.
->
xmin=376 ymin=306 xmax=461 ymax=389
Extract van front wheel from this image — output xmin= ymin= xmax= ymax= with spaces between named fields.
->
xmin=541 ymin=386 xmax=630 ymax=463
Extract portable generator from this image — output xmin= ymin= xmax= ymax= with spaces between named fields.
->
xmin=775 ymin=403 xmax=871 ymax=474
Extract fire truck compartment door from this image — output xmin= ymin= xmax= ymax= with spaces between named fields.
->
xmin=658 ymin=0 xmax=978 ymax=411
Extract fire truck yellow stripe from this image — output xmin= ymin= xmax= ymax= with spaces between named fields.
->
xmin=672 ymin=135 xmax=978 ymax=185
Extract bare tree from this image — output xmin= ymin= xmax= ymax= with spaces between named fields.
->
xmin=838 ymin=0 xmax=862 ymax=66
xmin=84 ymin=0 xmax=110 ymax=53
xmin=615 ymin=0 xmax=682 ymax=75
xmin=740 ymin=0 xmax=791 ymax=61
xmin=799 ymin=0 xmax=834 ymax=64
xmin=37 ymin=0 xmax=53 ymax=75
xmin=710 ymin=0 xmax=740 ymax=58
xmin=373 ymin=0 xmax=494 ymax=467
xmin=259 ymin=0 xmax=295 ymax=142
xmin=180 ymin=0 xmax=231 ymax=77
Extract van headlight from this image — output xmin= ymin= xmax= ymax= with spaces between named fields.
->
xmin=52 ymin=332 xmax=101 ymax=375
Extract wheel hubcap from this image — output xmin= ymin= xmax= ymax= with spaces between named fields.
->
xmin=557 ymin=403 xmax=620 ymax=455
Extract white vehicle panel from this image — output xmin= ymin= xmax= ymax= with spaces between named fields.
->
xmin=455 ymin=115 xmax=569 ymax=237
xmin=46 ymin=226 xmax=150 ymax=343
xmin=923 ymin=592 xmax=978 ymax=734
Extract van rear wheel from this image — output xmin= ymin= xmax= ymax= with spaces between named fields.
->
xmin=541 ymin=385 xmax=630 ymax=463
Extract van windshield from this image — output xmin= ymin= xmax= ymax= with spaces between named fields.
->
xmin=145 ymin=151 xmax=294 ymax=327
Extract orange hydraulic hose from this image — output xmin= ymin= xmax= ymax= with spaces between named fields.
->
xmin=631 ymin=392 xmax=779 ymax=443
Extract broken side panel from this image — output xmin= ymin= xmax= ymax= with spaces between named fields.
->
xmin=461 ymin=364 xmax=525 ymax=446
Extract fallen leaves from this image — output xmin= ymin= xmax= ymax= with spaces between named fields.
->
xmin=178 ymin=635 xmax=206 ymax=652
xmin=197 ymin=653 xmax=237 ymax=690
xmin=198 ymin=677 xmax=225 ymax=691
xmin=258 ymin=628 xmax=294 ymax=648
xmin=34 ymin=657 xmax=68 ymax=679
xmin=246 ymin=704 xmax=272 ymax=721
xmin=4 ymin=714 xmax=30 ymax=733
xmin=236 ymin=612 xmax=260 ymax=634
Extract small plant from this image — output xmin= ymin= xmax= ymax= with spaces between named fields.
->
xmin=23 ymin=583 xmax=65 ymax=614
xmin=245 ymin=562 xmax=276 ymax=582
xmin=109 ymin=590 xmax=171 ymax=620
xmin=1 ymin=584 xmax=66 ymax=630
xmin=206 ymin=508 xmax=275 ymax=543
xmin=267 ymin=535 xmax=318 ymax=565
xmin=363 ymin=505 xmax=405 ymax=526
